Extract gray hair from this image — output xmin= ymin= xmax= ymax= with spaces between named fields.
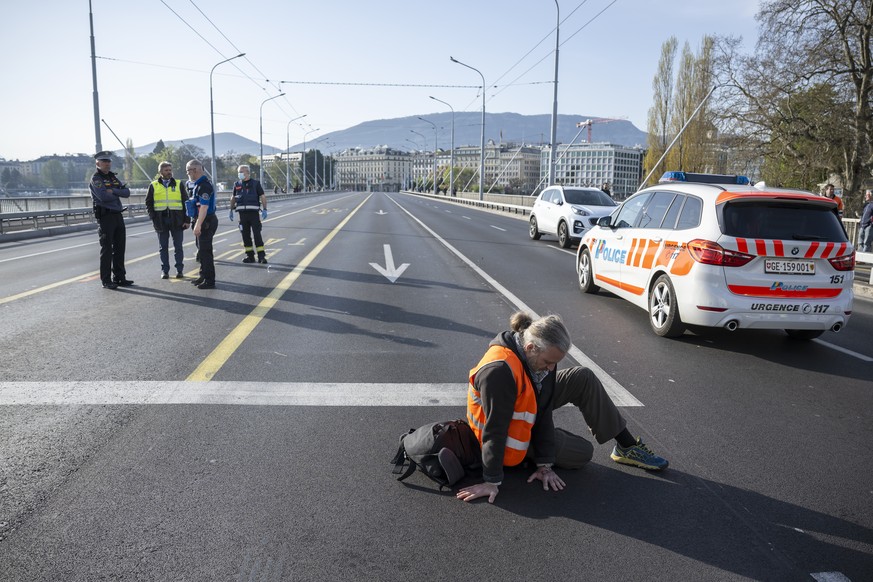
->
xmin=186 ymin=159 xmax=203 ymax=171
xmin=509 ymin=311 xmax=571 ymax=353
xmin=238 ymin=164 xmax=251 ymax=173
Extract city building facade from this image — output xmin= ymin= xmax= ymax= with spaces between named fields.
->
xmin=335 ymin=146 xmax=412 ymax=192
xmin=540 ymin=142 xmax=645 ymax=198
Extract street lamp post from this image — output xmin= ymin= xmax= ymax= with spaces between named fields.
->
xmin=313 ymin=137 xmax=328 ymax=191
xmin=418 ymin=117 xmax=438 ymax=195
xmin=259 ymin=93 xmax=285 ymax=185
xmin=302 ymin=128 xmax=320 ymax=192
xmin=210 ymin=53 xmax=245 ymax=184
xmin=285 ymin=114 xmax=307 ymax=194
xmin=548 ymin=0 xmax=560 ymax=187
xmin=430 ymin=96 xmax=455 ymax=196
xmin=451 ymin=56 xmax=486 ymax=200
xmin=410 ymin=130 xmax=428 ymax=191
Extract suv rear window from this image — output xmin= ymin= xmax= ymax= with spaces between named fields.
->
xmin=564 ymin=189 xmax=617 ymax=206
xmin=722 ymin=202 xmax=848 ymax=242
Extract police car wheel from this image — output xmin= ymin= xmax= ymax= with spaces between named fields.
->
xmin=529 ymin=216 xmax=542 ymax=240
xmin=649 ymin=275 xmax=685 ymax=337
xmin=577 ymin=249 xmax=599 ymax=294
xmin=558 ymin=221 xmax=572 ymax=248
xmin=784 ymin=329 xmax=824 ymax=340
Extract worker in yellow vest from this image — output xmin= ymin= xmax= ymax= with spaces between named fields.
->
xmin=146 ymin=161 xmax=190 ymax=279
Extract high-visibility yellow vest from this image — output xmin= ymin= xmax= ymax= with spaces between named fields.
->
xmin=467 ymin=345 xmax=537 ymax=466
xmin=151 ymin=179 xmax=185 ymax=211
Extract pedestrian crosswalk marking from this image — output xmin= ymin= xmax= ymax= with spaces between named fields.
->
xmin=0 ymin=382 xmax=469 ymax=406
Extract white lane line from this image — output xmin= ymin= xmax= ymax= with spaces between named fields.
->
xmin=490 ymin=225 xmax=507 ymax=232
xmin=811 ymin=573 xmax=852 ymax=582
xmin=812 ymin=339 xmax=873 ymax=362
xmin=0 ymin=382 xmax=468 ymax=406
xmin=0 ymin=240 xmax=95 ymax=263
xmin=386 ymin=195 xmax=643 ymax=407
xmin=462 ymin=216 xmax=471 ymax=220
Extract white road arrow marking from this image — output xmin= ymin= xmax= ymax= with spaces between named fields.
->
xmin=369 ymin=244 xmax=409 ymax=283
xmin=375 ymin=210 xmax=387 ymax=215
xmin=288 ymin=238 xmax=307 ymax=246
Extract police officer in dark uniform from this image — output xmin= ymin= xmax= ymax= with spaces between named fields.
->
xmin=229 ymin=164 xmax=268 ymax=264
xmin=90 ymin=151 xmax=133 ymax=289
xmin=185 ymin=159 xmax=218 ymax=289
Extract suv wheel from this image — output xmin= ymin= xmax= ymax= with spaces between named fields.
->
xmin=557 ymin=221 xmax=572 ymax=248
xmin=649 ymin=275 xmax=685 ymax=337
xmin=529 ymin=216 xmax=542 ymax=240
xmin=577 ymin=249 xmax=599 ymax=294
xmin=784 ymin=329 xmax=824 ymax=340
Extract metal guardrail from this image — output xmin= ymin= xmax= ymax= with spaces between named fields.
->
xmin=0 ymin=191 xmax=335 ymax=236
xmin=402 ymin=190 xmax=533 ymax=216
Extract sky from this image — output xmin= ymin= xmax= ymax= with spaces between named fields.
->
xmin=2 ymin=0 xmax=760 ymax=161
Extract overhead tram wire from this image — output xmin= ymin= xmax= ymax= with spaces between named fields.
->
xmin=158 ymin=0 xmax=269 ymax=95
xmin=159 ymin=0 xmax=306 ymax=145
xmin=185 ymin=0 xmax=283 ymax=96
xmin=183 ymin=0 xmax=307 ymax=124
xmin=487 ymin=0 xmax=620 ymax=103
xmin=487 ymin=0 xmax=589 ymax=94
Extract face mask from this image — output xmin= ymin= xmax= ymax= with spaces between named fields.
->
xmin=238 ymin=173 xmax=246 ymax=180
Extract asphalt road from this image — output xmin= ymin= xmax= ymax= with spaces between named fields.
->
xmin=1 ymin=191 xmax=871 ymax=581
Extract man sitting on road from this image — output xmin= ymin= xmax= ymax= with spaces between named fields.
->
xmin=457 ymin=311 xmax=668 ymax=504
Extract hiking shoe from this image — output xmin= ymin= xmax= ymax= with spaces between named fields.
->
xmin=114 ymin=279 xmax=134 ymax=287
xmin=191 ymin=277 xmax=205 ymax=286
xmin=175 ymin=272 xmax=184 ymax=279
xmin=196 ymin=281 xmax=216 ymax=289
xmin=161 ymin=272 xmax=169 ymax=280
xmin=242 ymin=256 xmax=256 ymax=263
xmin=258 ymin=256 xmax=268 ymax=264
xmin=611 ymin=438 xmax=668 ymax=471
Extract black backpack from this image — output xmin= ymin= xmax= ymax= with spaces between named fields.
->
xmin=391 ymin=419 xmax=482 ymax=489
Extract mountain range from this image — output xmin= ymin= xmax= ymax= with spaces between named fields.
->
xmin=125 ymin=112 xmax=647 ymax=157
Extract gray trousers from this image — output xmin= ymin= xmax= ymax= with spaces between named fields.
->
xmin=551 ymin=367 xmax=627 ymax=469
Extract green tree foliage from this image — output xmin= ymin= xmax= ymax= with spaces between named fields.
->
xmin=152 ymin=139 xmax=166 ymax=155
xmin=645 ymin=36 xmax=716 ymax=184
xmin=124 ymin=138 xmax=135 ymax=185
xmin=715 ymin=0 xmax=873 ymax=213
xmin=668 ymin=37 xmax=715 ymax=173
xmin=300 ymin=150 xmax=324 ymax=190
xmin=644 ymin=37 xmax=678 ymax=184
xmin=42 ymin=159 xmax=68 ymax=189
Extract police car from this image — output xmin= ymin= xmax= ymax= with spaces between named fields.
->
xmin=575 ymin=172 xmax=855 ymax=339
xmin=529 ymin=185 xmax=618 ymax=248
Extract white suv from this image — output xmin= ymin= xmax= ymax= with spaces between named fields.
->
xmin=575 ymin=173 xmax=855 ymax=339
xmin=530 ymin=185 xmax=617 ymax=248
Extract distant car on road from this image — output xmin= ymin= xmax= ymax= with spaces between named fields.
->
xmin=529 ymin=185 xmax=617 ymax=248
xmin=576 ymin=172 xmax=855 ymax=339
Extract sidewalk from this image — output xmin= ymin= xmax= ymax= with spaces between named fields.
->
xmin=855 ymin=278 xmax=873 ymax=301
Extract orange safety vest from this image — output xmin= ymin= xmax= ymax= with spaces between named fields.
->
xmin=467 ymin=345 xmax=537 ymax=466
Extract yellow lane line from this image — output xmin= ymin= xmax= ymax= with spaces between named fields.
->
xmin=186 ymin=194 xmax=372 ymax=382
xmin=0 ymin=194 xmax=363 ymax=306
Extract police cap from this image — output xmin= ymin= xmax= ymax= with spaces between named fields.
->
xmin=94 ymin=151 xmax=113 ymax=161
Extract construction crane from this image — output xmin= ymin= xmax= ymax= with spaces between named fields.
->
xmin=575 ymin=117 xmax=627 ymax=143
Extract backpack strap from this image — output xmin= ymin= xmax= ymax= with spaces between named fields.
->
xmin=391 ymin=429 xmax=418 ymax=481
